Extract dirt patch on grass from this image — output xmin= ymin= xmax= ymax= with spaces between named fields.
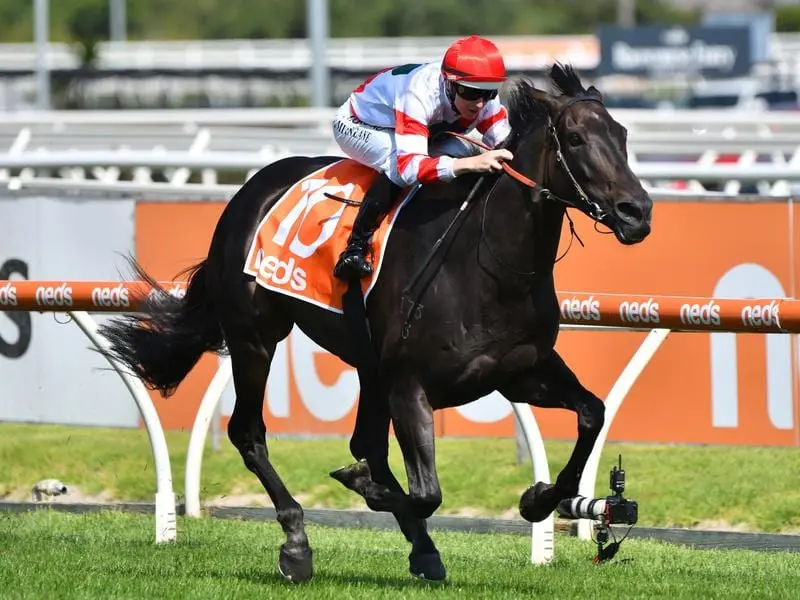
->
xmin=683 ymin=519 xmax=755 ymax=533
xmin=3 ymin=485 xmax=115 ymax=504
xmin=202 ymin=493 xmax=369 ymax=511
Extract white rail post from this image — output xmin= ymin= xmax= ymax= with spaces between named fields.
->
xmin=184 ymin=355 xmax=233 ymax=517
xmin=69 ymin=310 xmax=177 ymax=543
xmin=575 ymin=328 xmax=671 ymax=540
xmin=511 ymin=403 xmax=554 ymax=565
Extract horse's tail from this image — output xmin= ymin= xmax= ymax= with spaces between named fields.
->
xmin=97 ymin=258 xmax=226 ymax=397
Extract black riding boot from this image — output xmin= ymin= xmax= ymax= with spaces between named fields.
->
xmin=334 ymin=174 xmax=403 ymax=281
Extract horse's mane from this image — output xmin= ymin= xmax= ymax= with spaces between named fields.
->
xmin=504 ymin=62 xmax=601 ymax=141
xmin=504 ymin=78 xmax=546 ymax=138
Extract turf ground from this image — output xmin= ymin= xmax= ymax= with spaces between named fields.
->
xmin=1 ymin=510 xmax=798 ymax=600
xmin=2 ymin=423 xmax=799 ymax=532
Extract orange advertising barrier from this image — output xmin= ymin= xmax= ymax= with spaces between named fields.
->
xmin=3 ymin=280 xmax=800 ymax=335
xmin=5 ymin=197 xmax=798 ymax=447
xmin=128 ymin=199 xmax=799 ymax=446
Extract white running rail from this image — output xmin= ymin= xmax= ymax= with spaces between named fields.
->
xmin=68 ymin=311 xmax=177 ymax=544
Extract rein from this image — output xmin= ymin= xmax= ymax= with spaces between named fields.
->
xmin=440 ymin=132 xmax=537 ymax=189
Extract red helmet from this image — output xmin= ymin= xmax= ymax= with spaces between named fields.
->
xmin=441 ymin=35 xmax=507 ymax=91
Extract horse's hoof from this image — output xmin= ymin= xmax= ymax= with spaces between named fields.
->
xmin=409 ymin=551 xmax=447 ymax=582
xmin=278 ymin=543 xmax=313 ymax=583
xmin=519 ymin=481 xmax=560 ymax=523
xmin=329 ymin=459 xmax=372 ymax=495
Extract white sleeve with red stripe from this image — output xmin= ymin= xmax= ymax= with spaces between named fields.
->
xmin=394 ymin=88 xmax=456 ymax=187
xmin=476 ymin=98 xmax=511 ymax=149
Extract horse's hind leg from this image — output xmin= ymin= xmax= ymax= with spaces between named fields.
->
xmin=223 ymin=308 xmax=312 ymax=582
xmin=499 ymin=350 xmax=605 ymax=523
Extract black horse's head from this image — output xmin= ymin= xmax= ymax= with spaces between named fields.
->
xmin=505 ymin=64 xmax=652 ymax=245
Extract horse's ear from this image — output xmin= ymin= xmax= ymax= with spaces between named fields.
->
xmin=587 ymin=85 xmax=603 ymax=101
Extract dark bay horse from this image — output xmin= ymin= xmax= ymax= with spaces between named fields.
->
xmin=98 ymin=64 xmax=652 ymax=583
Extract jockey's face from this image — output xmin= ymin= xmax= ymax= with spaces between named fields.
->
xmin=453 ymin=84 xmax=496 ymax=119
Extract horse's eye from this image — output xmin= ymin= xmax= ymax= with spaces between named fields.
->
xmin=567 ymin=132 xmax=583 ymax=147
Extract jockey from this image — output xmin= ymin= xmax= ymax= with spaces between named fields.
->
xmin=331 ymin=34 xmax=514 ymax=281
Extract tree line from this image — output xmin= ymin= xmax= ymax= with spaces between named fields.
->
xmin=1 ymin=0 xmax=703 ymax=44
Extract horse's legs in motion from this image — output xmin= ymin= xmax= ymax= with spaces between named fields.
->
xmin=347 ymin=381 xmax=444 ymax=580
xmin=499 ymin=350 xmax=605 ymax=523
xmin=329 ymin=283 xmax=443 ymax=579
xmin=224 ymin=310 xmax=312 ymax=582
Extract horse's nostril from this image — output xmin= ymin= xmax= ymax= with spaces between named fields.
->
xmin=615 ymin=201 xmax=644 ymax=224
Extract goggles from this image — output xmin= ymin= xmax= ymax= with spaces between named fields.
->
xmin=454 ymin=83 xmax=498 ymax=102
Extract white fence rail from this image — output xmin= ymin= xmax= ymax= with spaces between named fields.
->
xmin=1 ymin=107 xmax=800 ymax=196
xmin=2 ymin=150 xmax=799 ymax=196
xmin=3 ymin=152 xmax=800 ymax=181
xmin=1 ymin=105 xmax=799 ymax=161
xmin=2 ymin=105 xmax=800 ymax=128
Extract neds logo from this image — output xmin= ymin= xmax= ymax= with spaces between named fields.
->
xmin=35 ymin=282 xmax=73 ymax=307
xmin=741 ymin=301 xmax=780 ymax=328
xmin=0 ymin=281 xmax=17 ymax=306
xmin=680 ymin=300 xmax=720 ymax=326
xmin=619 ymin=298 xmax=660 ymax=324
xmin=91 ymin=284 xmax=130 ymax=308
xmin=560 ymin=296 xmax=600 ymax=322
xmin=148 ymin=284 xmax=186 ymax=304
xmin=166 ymin=284 xmax=186 ymax=299
xmin=258 ymin=255 xmax=307 ymax=291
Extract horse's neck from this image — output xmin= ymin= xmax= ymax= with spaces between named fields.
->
xmin=532 ymin=128 xmax=568 ymax=269
xmin=472 ymin=132 xmax=565 ymax=283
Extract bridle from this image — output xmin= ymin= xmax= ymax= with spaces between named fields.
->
xmin=539 ymin=96 xmax=608 ymax=223
xmin=445 ymin=95 xmax=609 ymax=224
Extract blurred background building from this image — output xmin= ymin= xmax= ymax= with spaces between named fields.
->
xmin=0 ymin=0 xmax=798 ymax=112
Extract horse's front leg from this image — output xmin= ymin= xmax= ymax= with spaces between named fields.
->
xmin=388 ymin=376 xmax=442 ymax=521
xmin=362 ymin=375 xmax=445 ymax=580
xmin=499 ymin=350 xmax=605 ymax=523
xmin=331 ymin=367 xmax=410 ymax=514
xmin=330 ymin=372 xmax=445 ymax=581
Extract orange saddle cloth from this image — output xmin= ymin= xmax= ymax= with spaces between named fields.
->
xmin=244 ymin=159 xmax=413 ymax=313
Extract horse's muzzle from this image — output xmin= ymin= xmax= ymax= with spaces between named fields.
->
xmin=611 ymin=196 xmax=652 ymax=245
